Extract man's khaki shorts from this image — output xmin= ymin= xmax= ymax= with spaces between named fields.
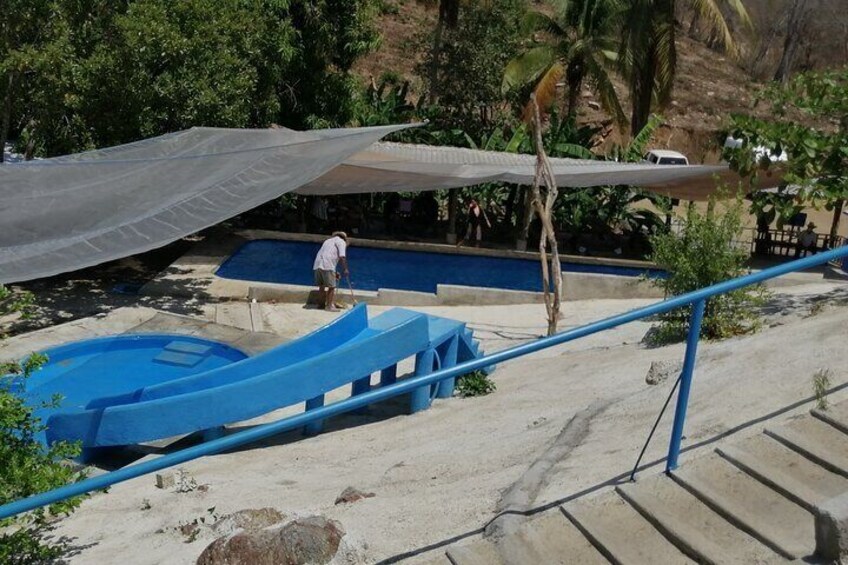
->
xmin=314 ymin=269 xmax=337 ymax=288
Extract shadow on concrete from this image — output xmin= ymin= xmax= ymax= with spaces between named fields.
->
xmin=759 ymin=284 xmax=848 ymax=319
xmin=4 ymin=237 xmax=216 ymax=337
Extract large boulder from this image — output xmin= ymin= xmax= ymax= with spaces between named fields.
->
xmin=197 ymin=516 xmax=344 ymax=565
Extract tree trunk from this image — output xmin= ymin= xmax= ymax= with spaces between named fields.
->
xmin=516 ymin=186 xmax=533 ymax=250
xmin=630 ymin=72 xmax=653 ymax=137
xmin=829 ymin=199 xmax=844 ymax=243
xmin=427 ymin=1 xmax=460 ymax=104
xmin=565 ymin=62 xmax=584 ymax=119
xmin=504 ymin=185 xmax=518 ymax=228
xmin=0 ymin=73 xmax=14 ymax=164
xmin=447 ymin=189 xmax=459 ymax=244
xmin=529 ymin=95 xmax=562 ymax=336
xmin=774 ymin=0 xmax=809 ymax=84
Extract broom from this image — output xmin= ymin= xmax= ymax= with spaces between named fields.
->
xmin=344 ymin=272 xmax=358 ymax=305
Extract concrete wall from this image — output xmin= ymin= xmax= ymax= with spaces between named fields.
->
xmin=562 ymin=272 xmax=665 ymax=301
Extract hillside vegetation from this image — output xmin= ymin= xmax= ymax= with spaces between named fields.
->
xmin=356 ymin=0 xmax=847 ymax=161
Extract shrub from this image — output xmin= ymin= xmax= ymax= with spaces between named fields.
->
xmin=1 ymin=285 xmax=84 ymax=564
xmin=645 ymin=198 xmax=769 ymax=345
xmin=455 ymin=370 xmax=497 ymax=398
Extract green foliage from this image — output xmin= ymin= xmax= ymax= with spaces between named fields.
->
xmin=455 ymin=370 xmax=497 ymax=398
xmin=813 ymin=368 xmax=832 ymax=411
xmin=504 ymin=0 xmax=625 ymax=123
xmin=646 ymin=198 xmax=769 ymax=344
xmin=0 ymin=285 xmax=84 ymax=563
xmin=726 ymin=70 xmax=848 ymax=237
xmin=554 ymin=115 xmax=668 ymax=242
xmin=418 ymin=0 xmax=527 ymax=137
xmin=6 ymin=0 xmax=381 ymax=156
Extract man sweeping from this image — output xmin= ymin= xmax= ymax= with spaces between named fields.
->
xmin=313 ymin=231 xmax=350 ymax=311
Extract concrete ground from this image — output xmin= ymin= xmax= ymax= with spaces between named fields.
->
xmin=4 ymin=278 xmax=842 ymax=564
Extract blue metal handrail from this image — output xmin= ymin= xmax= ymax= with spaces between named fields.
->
xmin=1 ymin=245 xmax=846 ymax=520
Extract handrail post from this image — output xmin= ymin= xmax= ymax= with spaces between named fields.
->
xmin=666 ymin=298 xmax=706 ymax=472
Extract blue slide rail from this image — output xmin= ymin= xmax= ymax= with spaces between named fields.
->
xmin=1 ymin=245 xmax=847 ymax=519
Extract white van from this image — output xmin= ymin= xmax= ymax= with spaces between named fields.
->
xmin=642 ymin=149 xmax=689 ymax=165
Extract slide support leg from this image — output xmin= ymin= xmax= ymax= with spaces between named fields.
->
xmin=410 ymin=348 xmax=436 ymax=414
xmin=304 ymin=394 xmax=325 ymax=436
xmin=436 ymin=336 xmax=459 ymax=399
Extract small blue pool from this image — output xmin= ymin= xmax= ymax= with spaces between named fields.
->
xmin=216 ymin=239 xmax=664 ymax=293
xmin=9 ymin=334 xmax=247 ymax=442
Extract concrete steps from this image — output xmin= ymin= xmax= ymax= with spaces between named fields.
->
xmin=497 ymin=510 xmax=608 ymax=565
xmin=717 ymin=435 xmax=848 ymax=511
xmin=671 ymin=453 xmax=814 ymax=559
xmin=617 ymin=474 xmax=784 ymax=564
xmin=437 ymin=399 xmax=848 ymax=564
xmin=564 ymin=491 xmax=695 ymax=564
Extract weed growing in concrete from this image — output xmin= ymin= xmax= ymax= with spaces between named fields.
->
xmin=813 ymin=368 xmax=832 ymax=411
xmin=455 ymin=370 xmax=496 ymax=398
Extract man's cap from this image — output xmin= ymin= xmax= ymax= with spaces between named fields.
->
xmin=332 ymin=231 xmax=348 ymax=240
xmin=807 ymin=222 xmax=816 ymax=229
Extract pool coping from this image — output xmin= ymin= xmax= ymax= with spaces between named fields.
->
xmin=0 ymin=307 xmax=285 ymax=366
xmin=140 ymin=229 xmax=666 ymax=305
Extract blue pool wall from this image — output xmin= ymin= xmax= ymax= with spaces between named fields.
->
xmin=10 ymin=334 xmax=248 ymax=446
xmin=216 ymin=239 xmax=666 ymax=293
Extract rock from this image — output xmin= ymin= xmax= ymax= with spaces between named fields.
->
xmin=211 ymin=508 xmax=286 ymax=537
xmin=156 ymin=472 xmax=175 ymax=489
xmin=276 ymin=516 xmax=344 ymax=564
xmin=175 ymin=468 xmax=199 ymax=493
xmin=334 ymin=487 xmax=375 ymax=505
xmin=645 ymin=359 xmax=684 ymax=385
xmin=587 ymin=101 xmax=601 ymax=110
xmin=197 ymin=516 xmax=344 ymax=565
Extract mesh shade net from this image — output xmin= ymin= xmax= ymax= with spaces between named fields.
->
xmin=0 ymin=125 xmax=407 ymax=284
xmin=1 ymin=125 xmax=757 ymax=284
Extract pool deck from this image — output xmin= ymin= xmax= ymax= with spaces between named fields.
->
xmin=141 ymin=229 xmax=667 ymax=305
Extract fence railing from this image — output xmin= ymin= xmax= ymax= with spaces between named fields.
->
xmin=1 ymin=244 xmax=847 ymax=520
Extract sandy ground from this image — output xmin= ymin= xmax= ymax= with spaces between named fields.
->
xmin=24 ymin=281 xmax=848 ymax=564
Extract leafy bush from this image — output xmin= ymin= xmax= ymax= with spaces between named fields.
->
xmin=646 ymin=198 xmax=769 ymax=345
xmin=455 ymin=370 xmax=497 ymax=398
xmin=1 ymin=286 xmax=84 ymax=564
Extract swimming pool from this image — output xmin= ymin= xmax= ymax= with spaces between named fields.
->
xmin=9 ymin=334 xmax=247 ymax=443
xmin=216 ymin=239 xmax=664 ymax=293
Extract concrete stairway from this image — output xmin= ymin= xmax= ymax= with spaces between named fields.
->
xmin=437 ymin=398 xmax=848 ymax=564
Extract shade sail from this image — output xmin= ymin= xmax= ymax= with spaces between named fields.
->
xmin=0 ymin=125 xmax=408 ymax=284
xmin=300 ymin=142 xmax=741 ymax=200
xmin=0 ymin=125 xmax=763 ymax=284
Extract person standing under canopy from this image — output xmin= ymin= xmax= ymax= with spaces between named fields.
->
xmin=458 ymin=198 xmax=491 ymax=247
xmin=313 ymin=231 xmax=349 ymax=312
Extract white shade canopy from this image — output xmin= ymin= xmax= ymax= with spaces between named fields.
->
xmin=0 ymin=125 xmax=758 ymax=284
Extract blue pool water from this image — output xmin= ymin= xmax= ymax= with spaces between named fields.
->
xmin=216 ymin=239 xmax=664 ymax=293
xmin=9 ymin=334 xmax=247 ymax=437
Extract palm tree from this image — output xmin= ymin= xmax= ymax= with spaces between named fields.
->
xmin=620 ymin=0 xmax=751 ymax=134
xmin=502 ymin=0 xmax=627 ymax=126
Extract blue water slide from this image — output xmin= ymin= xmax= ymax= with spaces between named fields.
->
xmin=85 ymin=303 xmax=370 ymax=409
xmin=45 ymin=305 xmax=431 ymax=447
